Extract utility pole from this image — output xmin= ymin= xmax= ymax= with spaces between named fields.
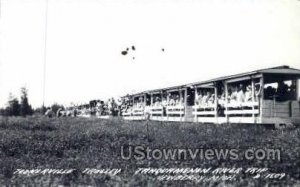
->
xmin=42 ymin=0 xmax=49 ymax=112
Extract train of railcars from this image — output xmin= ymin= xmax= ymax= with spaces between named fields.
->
xmin=120 ymin=65 xmax=300 ymax=127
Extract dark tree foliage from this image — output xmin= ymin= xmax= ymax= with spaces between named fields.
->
xmin=34 ymin=106 xmax=47 ymax=115
xmin=19 ymin=87 xmax=33 ymax=116
xmin=0 ymin=88 xmax=34 ymax=117
xmin=5 ymin=93 xmax=21 ymax=116
xmin=51 ymin=103 xmax=64 ymax=114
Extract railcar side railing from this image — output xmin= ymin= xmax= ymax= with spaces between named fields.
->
xmin=192 ymin=103 xmax=217 ymax=123
xmin=166 ymin=105 xmax=185 ymax=121
xmin=149 ymin=106 xmax=164 ymax=120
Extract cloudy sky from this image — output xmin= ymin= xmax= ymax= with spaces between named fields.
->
xmin=0 ymin=0 xmax=300 ymax=108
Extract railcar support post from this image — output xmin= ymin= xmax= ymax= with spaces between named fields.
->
xmin=194 ymin=86 xmax=198 ymax=122
xmin=184 ymin=87 xmax=188 ymax=122
xmin=179 ymin=89 xmax=183 ymax=121
xmin=132 ymin=96 xmax=135 ymax=119
xmin=225 ymin=81 xmax=229 ymax=123
xmin=297 ymin=78 xmax=300 ymax=101
xmin=166 ymin=91 xmax=170 ymax=121
xmin=150 ymin=94 xmax=153 ymax=118
xmin=144 ymin=93 xmax=147 ymax=120
xmin=214 ymin=83 xmax=218 ymax=123
xmin=259 ymin=75 xmax=264 ymax=123
xmin=251 ymin=78 xmax=256 ymax=123
xmin=161 ymin=91 xmax=164 ymax=120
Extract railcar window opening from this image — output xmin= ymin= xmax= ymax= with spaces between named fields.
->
xmin=133 ymin=96 xmax=145 ymax=108
xmin=227 ymin=79 xmax=259 ymax=105
xmin=167 ymin=91 xmax=184 ymax=106
xmin=194 ymin=87 xmax=216 ymax=117
xmin=225 ymin=79 xmax=260 ymax=117
xmin=152 ymin=93 xmax=162 ymax=107
xmin=263 ymin=77 xmax=297 ymax=101
xmin=120 ymin=96 xmax=133 ymax=115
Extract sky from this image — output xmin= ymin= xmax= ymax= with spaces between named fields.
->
xmin=0 ymin=0 xmax=300 ymax=108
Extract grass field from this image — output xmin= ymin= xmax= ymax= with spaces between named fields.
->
xmin=0 ymin=116 xmax=299 ymax=186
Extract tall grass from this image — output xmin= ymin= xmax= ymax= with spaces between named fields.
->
xmin=0 ymin=116 xmax=299 ymax=186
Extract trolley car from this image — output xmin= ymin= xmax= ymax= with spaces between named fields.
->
xmin=121 ymin=66 xmax=300 ymax=127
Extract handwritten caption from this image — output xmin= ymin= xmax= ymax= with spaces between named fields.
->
xmin=13 ymin=167 xmax=285 ymax=182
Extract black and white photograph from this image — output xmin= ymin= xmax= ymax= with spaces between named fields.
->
xmin=0 ymin=0 xmax=300 ymax=186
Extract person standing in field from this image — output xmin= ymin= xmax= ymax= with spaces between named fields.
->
xmin=73 ymin=108 xmax=77 ymax=117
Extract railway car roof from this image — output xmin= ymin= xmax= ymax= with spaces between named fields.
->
xmin=124 ymin=65 xmax=300 ymax=97
xmin=188 ymin=65 xmax=300 ymax=86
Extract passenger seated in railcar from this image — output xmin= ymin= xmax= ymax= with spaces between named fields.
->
xmin=264 ymin=86 xmax=276 ymax=100
xmin=201 ymin=91 xmax=208 ymax=106
xmin=127 ymin=97 xmax=142 ymax=115
xmin=195 ymin=90 xmax=203 ymax=106
xmin=205 ymin=92 xmax=215 ymax=106
xmin=276 ymin=81 xmax=289 ymax=101
xmin=154 ymin=96 xmax=162 ymax=106
xmin=228 ymin=85 xmax=246 ymax=107
xmin=227 ymin=82 xmax=259 ymax=108
xmin=195 ymin=89 xmax=215 ymax=108
xmin=288 ymin=83 xmax=297 ymax=99
xmin=138 ymin=96 xmax=145 ymax=108
xmin=209 ymin=93 xmax=215 ymax=105
xmin=218 ymin=92 xmax=226 ymax=106
xmin=236 ymin=84 xmax=246 ymax=103
xmin=175 ymin=95 xmax=181 ymax=106
xmin=227 ymin=87 xmax=236 ymax=106
xmin=166 ymin=93 xmax=183 ymax=107
xmin=203 ymin=91 xmax=211 ymax=107
xmin=229 ymin=87 xmax=238 ymax=103
xmin=244 ymin=85 xmax=252 ymax=102
xmin=179 ymin=95 xmax=184 ymax=106
xmin=263 ymin=80 xmax=294 ymax=102
xmin=169 ymin=95 xmax=176 ymax=106
xmin=124 ymin=99 xmax=133 ymax=111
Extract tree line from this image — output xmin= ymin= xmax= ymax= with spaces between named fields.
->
xmin=0 ymin=87 xmax=34 ymax=116
xmin=0 ymin=87 xmax=65 ymax=117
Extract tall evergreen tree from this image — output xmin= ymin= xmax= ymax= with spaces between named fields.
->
xmin=19 ymin=87 xmax=33 ymax=116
